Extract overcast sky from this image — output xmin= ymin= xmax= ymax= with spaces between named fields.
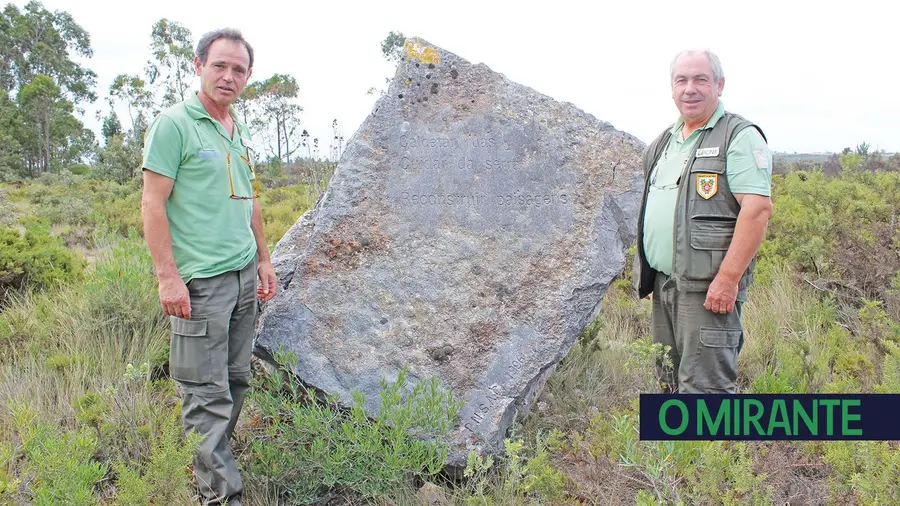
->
xmin=15 ymin=0 xmax=900 ymax=155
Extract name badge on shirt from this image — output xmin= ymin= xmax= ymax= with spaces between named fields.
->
xmin=198 ymin=149 xmax=221 ymax=159
xmin=695 ymin=147 xmax=720 ymax=158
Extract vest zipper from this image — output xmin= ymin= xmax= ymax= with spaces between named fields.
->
xmin=672 ymin=130 xmax=708 ymax=279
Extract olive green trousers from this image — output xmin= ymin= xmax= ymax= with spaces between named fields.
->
xmin=169 ymin=257 xmax=257 ymax=506
xmin=651 ymin=272 xmax=745 ymax=394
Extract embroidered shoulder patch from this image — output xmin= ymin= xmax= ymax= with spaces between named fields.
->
xmin=753 ymin=148 xmax=769 ymax=169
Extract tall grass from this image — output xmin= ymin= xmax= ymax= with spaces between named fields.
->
xmin=258 ymin=183 xmax=317 ymax=250
xmin=0 ymin=232 xmax=194 ymax=504
xmin=0 ymin=231 xmax=165 ymax=426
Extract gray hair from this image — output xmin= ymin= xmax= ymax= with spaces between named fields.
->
xmin=670 ymin=49 xmax=724 ymax=82
xmin=196 ymin=28 xmax=254 ymax=70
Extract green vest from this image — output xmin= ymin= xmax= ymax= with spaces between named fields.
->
xmin=633 ymin=111 xmax=767 ymax=299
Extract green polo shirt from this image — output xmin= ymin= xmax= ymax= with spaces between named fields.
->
xmin=643 ymin=101 xmax=772 ymax=275
xmin=142 ymin=92 xmax=258 ymax=283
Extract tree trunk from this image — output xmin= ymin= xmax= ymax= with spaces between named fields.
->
xmin=128 ymin=103 xmax=136 ymax=136
xmin=176 ymin=68 xmax=185 ymax=102
xmin=275 ymin=112 xmax=282 ymax=161
xmin=43 ymin=109 xmax=51 ymax=173
xmin=33 ymin=118 xmax=44 ymax=175
xmin=282 ymin=112 xmax=290 ymax=164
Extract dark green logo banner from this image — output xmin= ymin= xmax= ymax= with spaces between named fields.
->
xmin=639 ymin=394 xmax=899 ymax=440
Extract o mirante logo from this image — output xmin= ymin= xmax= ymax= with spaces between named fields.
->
xmin=640 ymin=394 xmax=898 ymax=441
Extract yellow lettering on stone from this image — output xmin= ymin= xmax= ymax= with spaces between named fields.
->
xmin=405 ymin=40 xmax=440 ymax=65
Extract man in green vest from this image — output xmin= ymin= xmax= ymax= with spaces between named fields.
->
xmin=140 ymin=28 xmax=276 ymax=506
xmin=633 ymin=49 xmax=774 ymax=394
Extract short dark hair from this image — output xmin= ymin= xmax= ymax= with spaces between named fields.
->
xmin=196 ymin=28 xmax=254 ymax=70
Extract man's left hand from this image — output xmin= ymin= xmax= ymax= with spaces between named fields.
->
xmin=257 ymin=260 xmax=277 ymax=301
xmin=704 ymin=273 xmax=738 ymax=314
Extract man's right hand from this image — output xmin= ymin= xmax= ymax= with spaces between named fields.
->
xmin=159 ymin=276 xmax=191 ymax=319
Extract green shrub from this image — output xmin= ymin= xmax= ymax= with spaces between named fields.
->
xmin=88 ymin=178 xmax=143 ymax=237
xmin=456 ymin=431 xmax=568 ymax=506
xmin=580 ymin=409 xmax=772 ymax=505
xmin=68 ymin=165 xmax=91 ymax=176
xmin=73 ymin=365 xmax=201 ymax=505
xmin=0 ymin=187 xmax=16 ymax=228
xmin=2 ymin=373 xmax=199 ymax=505
xmin=7 ymin=402 xmax=107 ymax=505
xmin=113 ymin=462 xmax=151 ymax=506
xmin=27 ymin=179 xmax=94 ymax=227
xmin=0 ymin=223 xmax=84 ymax=303
xmin=243 ymin=352 xmax=462 ymax=504
xmin=749 ymin=365 xmax=795 ymax=393
xmin=5 ymin=176 xmax=144 ymax=246
xmin=763 ymin=170 xmax=900 ymax=318
xmin=824 ymin=440 xmax=900 ymax=505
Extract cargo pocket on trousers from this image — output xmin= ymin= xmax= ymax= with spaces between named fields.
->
xmin=695 ymin=327 xmax=742 ymax=390
xmin=169 ymin=316 xmax=212 ymax=385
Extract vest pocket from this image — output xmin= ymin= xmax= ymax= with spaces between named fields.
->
xmin=690 ymin=216 xmax=735 ymax=250
xmin=682 ymin=216 xmax=734 ymax=281
xmin=689 ymin=157 xmax=726 ymax=174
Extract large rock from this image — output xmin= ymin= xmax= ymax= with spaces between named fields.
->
xmin=255 ymin=37 xmax=645 ymax=466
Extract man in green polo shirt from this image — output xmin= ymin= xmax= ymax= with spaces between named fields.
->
xmin=140 ymin=28 xmax=275 ymax=506
xmin=633 ymin=49 xmax=774 ymax=394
